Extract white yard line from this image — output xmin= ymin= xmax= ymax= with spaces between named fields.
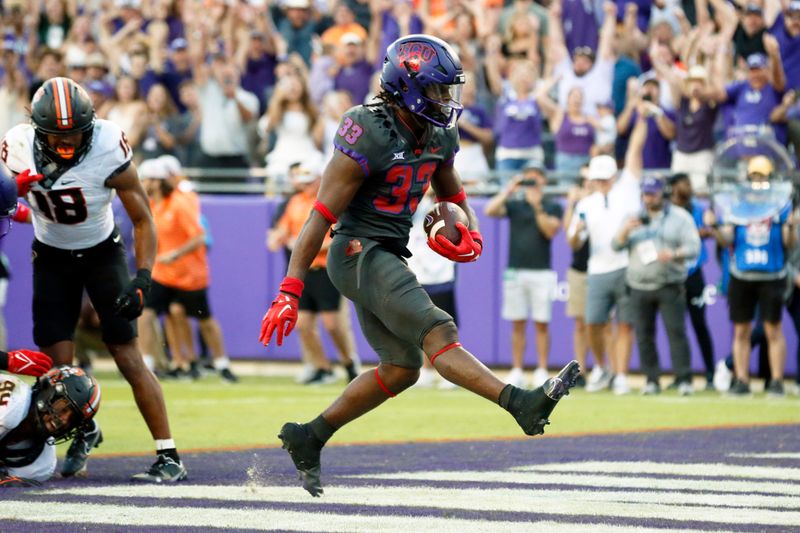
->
xmin=515 ymin=461 xmax=800 ymax=481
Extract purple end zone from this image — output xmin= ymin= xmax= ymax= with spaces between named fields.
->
xmin=2 ymin=425 xmax=798 ymax=532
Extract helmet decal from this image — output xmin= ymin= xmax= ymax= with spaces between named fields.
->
xmin=396 ymin=42 xmax=436 ymax=74
xmin=51 ymin=77 xmax=74 ymax=130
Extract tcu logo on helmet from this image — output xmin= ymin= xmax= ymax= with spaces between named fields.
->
xmin=396 ymin=42 xmax=435 ymax=72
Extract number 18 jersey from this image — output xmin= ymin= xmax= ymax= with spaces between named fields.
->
xmin=1 ymin=119 xmax=132 ymax=249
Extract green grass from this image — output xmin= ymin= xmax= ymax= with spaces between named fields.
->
xmin=60 ymin=372 xmax=800 ymax=457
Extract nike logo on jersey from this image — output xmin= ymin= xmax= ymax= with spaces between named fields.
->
xmin=431 ymin=146 xmax=442 ymax=153
xmin=277 ymin=304 xmax=293 ymax=318
xmin=392 ymin=152 xmax=405 ymax=160
xmin=61 ymin=179 xmax=75 ymax=185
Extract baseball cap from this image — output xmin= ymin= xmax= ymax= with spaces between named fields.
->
xmin=283 ymin=0 xmax=310 ymax=8
xmin=159 ymin=155 xmax=183 ymax=177
xmin=744 ymin=3 xmax=763 ymax=14
xmin=587 ymin=155 xmax=618 ymax=181
xmin=746 ymin=53 xmax=768 ymax=69
xmin=667 ymin=172 xmax=690 ymax=186
xmin=789 ymin=1 xmax=800 ymax=12
xmin=523 ymin=161 xmax=547 ymax=176
xmin=639 ymin=71 xmax=659 ymax=87
xmin=86 ymin=52 xmax=108 ymax=70
xmin=747 ymin=155 xmax=774 ymax=176
xmin=686 ymin=65 xmax=708 ymax=82
xmin=572 ymin=46 xmax=595 ymax=60
xmin=138 ymin=159 xmax=168 ymax=180
xmin=641 ymin=176 xmax=665 ymax=194
xmin=340 ymin=32 xmax=363 ymax=46
xmin=169 ymin=38 xmax=188 ymax=52
xmin=292 ymin=160 xmax=322 ymax=183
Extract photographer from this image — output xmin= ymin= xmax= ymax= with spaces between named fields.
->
xmin=485 ymin=164 xmax=563 ymax=388
xmin=616 ymin=73 xmax=676 ymax=170
xmin=613 ymin=177 xmax=700 ymax=395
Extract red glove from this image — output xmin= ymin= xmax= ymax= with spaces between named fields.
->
xmin=12 ymin=203 xmax=30 ymax=223
xmin=15 ymin=169 xmax=43 ymax=196
xmin=259 ymin=277 xmax=304 ymax=346
xmin=428 ymin=223 xmax=483 ymax=263
xmin=5 ymin=349 xmax=53 ymax=377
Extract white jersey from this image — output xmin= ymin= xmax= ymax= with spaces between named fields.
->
xmin=1 ymin=119 xmax=133 ymax=249
xmin=0 ymin=373 xmax=56 ymax=482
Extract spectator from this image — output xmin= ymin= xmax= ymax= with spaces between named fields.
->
xmin=536 ymin=79 xmax=596 ymax=176
xmin=321 ymin=3 xmax=368 ymax=48
xmin=84 ymin=51 xmax=111 ymax=83
xmin=37 ymin=0 xmax=73 ymax=50
xmin=705 ymin=156 xmax=797 ymax=396
xmin=454 ymin=71 xmax=493 ymax=184
xmin=561 ymin=0 xmax=600 ymax=54
xmin=568 ymin=121 xmax=647 ymax=395
xmin=501 ymin=9 xmax=541 ymax=64
xmin=770 ymin=1 xmax=800 ymax=94
xmin=733 ymin=2 xmax=768 ymax=63
xmin=331 ymin=33 xmax=373 ymax=105
xmin=0 ymin=39 xmax=28 ymax=133
xmin=174 ymin=80 xmax=203 ymax=167
xmin=617 ymin=73 xmax=677 ymax=170
xmin=267 ymin=160 xmax=360 ymax=384
xmin=313 ymin=90 xmax=353 ymax=165
xmin=669 ymin=172 xmax=717 ymax=389
xmin=99 ymin=75 xmax=148 ymax=151
xmin=277 ymin=0 xmax=318 ymax=66
xmin=371 ymin=0 xmax=424 ymax=71
xmin=492 ymin=60 xmax=544 ymax=176
xmin=593 ymin=100 xmax=617 ymax=155
xmin=28 ymin=46 xmax=64 ymax=99
xmin=562 ymin=169 xmax=592 ymax=387
xmin=193 ymin=56 xmax=259 ymax=169
xmin=612 ymin=176 xmax=700 ymax=395
xmin=548 ymin=0 xmax=617 ymax=118
xmin=485 ymin=164 xmax=563 ymax=388
xmin=261 ymin=70 xmax=320 ymax=181
xmin=139 ymin=83 xmax=182 ymax=161
xmin=156 ymin=38 xmax=195 ymax=113
xmin=657 ymin=64 xmax=718 ymax=193
xmin=237 ymin=31 xmax=278 ymax=115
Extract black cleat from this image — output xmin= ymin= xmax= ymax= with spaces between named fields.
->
xmin=511 ymin=360 xmax=580 ymax=436
xmin=131 ymin=454 xmax=187 ymax=483
xmin=278 ymin=422 xmax=324 ymax=497
xmin=61 ymin=423 xmax=103 ymax=478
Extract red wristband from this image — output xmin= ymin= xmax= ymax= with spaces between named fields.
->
xmin=436 ymin=189 xmax=466 ymax=205
xmin=12 ymin=203 xmax=29 ymax=222
xmin=313 ymin=200 xmax=338 ymax=225
xmin=279 ymin=276 xmax=304 ymax=298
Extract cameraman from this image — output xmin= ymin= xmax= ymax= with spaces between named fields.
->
xmin=613 ymin=177 xmax=700 ymax=395
xmin=485 ymin=164 xmax=563 ymax=388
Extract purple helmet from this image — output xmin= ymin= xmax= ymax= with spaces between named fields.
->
xmin=380 ymin=34 xmax=465 ymax=128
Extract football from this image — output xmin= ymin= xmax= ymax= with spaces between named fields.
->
xmin=423 ymin=201 xmax=469 ymax=244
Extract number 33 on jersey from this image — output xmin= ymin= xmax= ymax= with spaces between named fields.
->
xmin=1 ymin=119 xmax=132 ymax=249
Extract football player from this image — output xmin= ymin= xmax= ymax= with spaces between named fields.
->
xmin=260 ymin=35 xmax=581 ymax=497
xmin=0 ymin=77 xmax=186 ymax=482
xmin=1 ymin=350 xmax=101 ymax=488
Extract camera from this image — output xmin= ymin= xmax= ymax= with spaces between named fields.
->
xmin=520 ymin=179 xmax=538 ymax=187
xmin=639 ymin=213 xmax=651 ymax=225
xmin=642 ymin=94 xmax=653 ymax=103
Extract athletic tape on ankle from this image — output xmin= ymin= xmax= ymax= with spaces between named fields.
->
xmin=374 ymin=367 xmax=396 ymax=398
xmin=313 ymin=200 xmax=338 ymax=224
xmin=429 ymin=342 xmax=462 ymax=365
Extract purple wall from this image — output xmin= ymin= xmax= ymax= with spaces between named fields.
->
xmin=3 ymin=195 xmax=797 ymax=377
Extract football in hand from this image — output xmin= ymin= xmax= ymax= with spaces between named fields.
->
xmin=423 ymin=201 xmax=469 ymax=244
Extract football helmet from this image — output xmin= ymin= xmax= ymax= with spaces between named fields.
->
xmin=380 ymin=34 xmax=465 ymax=127
xmin=30 ymin=77 xmax=96 ymax=166
xmin=31 ymin=366 xmax=101 ymax=443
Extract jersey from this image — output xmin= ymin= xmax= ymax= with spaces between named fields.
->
xmin=0 ymin=373 xmax=54 ymax=482
xmin=729 ymin=202 xmax=790 ymax=281
xmin=333 ymin=103 xmax=460 ymax=246
xmin=1 ymin=119 xmax=133 ymax=249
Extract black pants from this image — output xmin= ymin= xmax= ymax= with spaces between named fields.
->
xmin=630 ymin=284 xmax=692 ymax=384
xmin=684 ymin=269 xmax=715 ymax=379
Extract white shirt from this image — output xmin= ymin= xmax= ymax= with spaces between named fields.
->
xmin=0 ymin=373 xmax=56 ymax=482
xmin=570 ymin=170 xmax=641 ymax=274
xmin=555 ymin=56 xmax=614 ymax=118
xmin=2 ymin=120 xmax=131 ymax=249
xmin=198 ymin=82 xmax=259 ymax=157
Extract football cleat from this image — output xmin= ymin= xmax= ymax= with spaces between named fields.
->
xmin=131 ymin=455 xmax=187 ymax=483
xmin=512 ymin=360 xmax=580 ymax=436
xmin=278 ymin=422 xmax=324 ymax=497
xmin=61 ymin=424 xmax=103 ymax=478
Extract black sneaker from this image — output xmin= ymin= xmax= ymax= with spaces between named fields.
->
xmin=344 ymin=363 xmax=359 ymax=382
xmin=303 ymin=368 xmax=339 ymax=385
xmin=61 ymin=423 xmax=103 ymax=477
xmin=510 ymin=360 xmax=580 ymax=436
xmin=766 ymin=380 xmax=785 ymax=397
xmin=278 ymin=422 xmax=324 ymax=497
xmin=189 ymin=362 xmax=202 ymax=380
xmin=131 ymin=454 xmax=187 ymax=483
xmin=220 ymin=368 xmax=239 ymax=383
xmin=727 ymin=380 xmax=752 ymax=396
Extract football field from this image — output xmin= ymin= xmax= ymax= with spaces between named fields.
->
xmin=1 ymin=370 xmax=799 ymax=531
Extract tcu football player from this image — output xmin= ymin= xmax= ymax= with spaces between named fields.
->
xmin=0 ymin=77 xmax=185 ymax=482
xmin=1 ymin=352 xmax=100 ymax=488
xmin=260 ymin=35 xmax=581 ymax=497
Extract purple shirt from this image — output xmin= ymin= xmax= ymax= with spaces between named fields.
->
xmin=242 ymin=54 xmax=277 ymax=113
xmin=629 ymin=110 xmax=676 ymax=169
xmin=555 ymin=115 xmax=594 ymax=155
xmin=562 ymin=0 xmax=599 ymax=53
xmin=770 ymin=14 xmax=800 ymax=90
xmin=459 ymin=104 xmax=491 ymax=143
xmin=494 ymin=94 xmax=542 ymax=149
xmin=615 ymin=0 xmax=650 ymax=32
xmin=725 ymin=80 xmax=786 ymax=142
xmin=377 ymin=13 xmax=423 ymax=70
xmin=676 ymin=97 xmax=718 ymax=153
xmin=334 ymin=60 xmax=373 ymax=105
